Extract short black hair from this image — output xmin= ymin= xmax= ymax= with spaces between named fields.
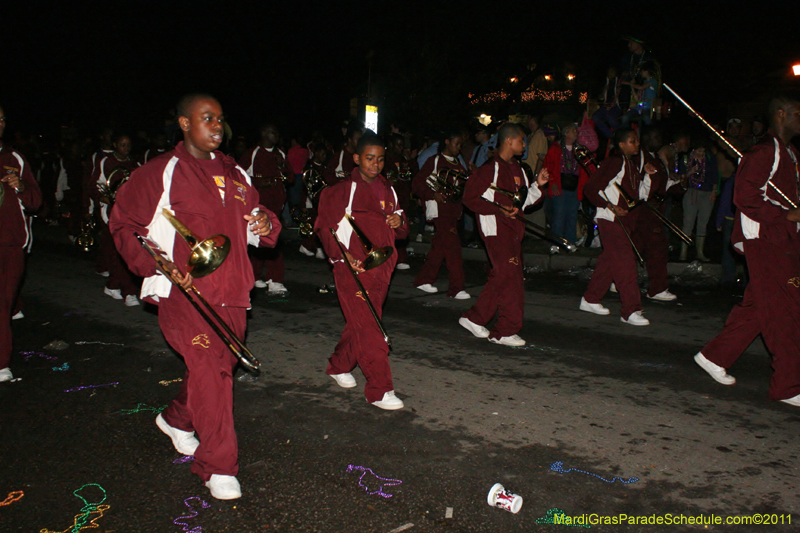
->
xmin=497 ymin=123 xmax=526 ymax=147
xmin=767 ymin=93 xmax=800 ymax=129
xmin=176 ymin=92 xmax=218 ymax=119
xmin=612 ymin=127 xmax=636 ymax=151
xmin=356 ymin=130 xmax=384 ymax=154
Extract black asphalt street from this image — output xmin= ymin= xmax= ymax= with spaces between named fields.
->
xmin=2 ymin=224 xmax=797 ymax=532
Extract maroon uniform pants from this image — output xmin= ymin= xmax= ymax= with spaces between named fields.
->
xmin=252 ymin=192 xmax=285 ymax=283
xmin=159 ymin=295 xmax=244 ymax=481
xmin=327 ymin=264 xmax=393 ymax=403
xmin=633 ymin=212 xmax=669 ymax=297
xmin=463 ymin=231 xmax=524 ymax=339
xmin=100 ymin=224 xmax=139 ymax=297
xmin=1 ymin=247 xmax=25 ymax=370
xmin=584 ymin=218 xmax=642 ymax=319
xmin=702 ymin=239 xmax=800 ymax=400
xmin=414 ymin=215 xmax=465 ymax=296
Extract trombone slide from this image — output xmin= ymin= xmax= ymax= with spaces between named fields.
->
xmin=483 ymin=198 xmax=578 ymax=252
xmin=613 ymin=182 xmax=693 ymax=245
xmin=600 ymin=191 xmax=645 ymax=266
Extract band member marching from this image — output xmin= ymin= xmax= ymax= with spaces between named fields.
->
xmin=323 ymin=126 xmax=362 ymax=186
xmin=298 ymin=143 xmax=329 ymax=260
xmin=239 ymin=123 xmax=291 ymax=295
xmin=385 ymin=133 xmax=415 ymax=270
xmin=93 ymin=133 xmax=140 ymax=306
xmin=314 ymin=132 xmax=409 ymax=410
xmin=459 ymin=123 xmax=549 ymax=347
xmin=412 ymin=129 xmax=470 ymax=299
xmin=0 ymin=105 xmax=42 ymax=382
xmin=580 ymin=127 xmax=657 ymax=326
xmin=110 ymin=93 xmax=280 ymax=500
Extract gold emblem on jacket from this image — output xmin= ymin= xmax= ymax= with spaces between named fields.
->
xmin=788 ymin=277 xmax=800 ymax=288
xmin=508 ymin=257 xmax=520 ymax=265
xmin=192 ymin=334 xmax=211 ymax=348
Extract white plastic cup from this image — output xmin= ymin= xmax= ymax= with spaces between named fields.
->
xmin=487 ymin=483 xmax=523 ymax=514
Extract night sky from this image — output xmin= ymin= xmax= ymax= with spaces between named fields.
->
xmin=2 ymin=1 xmax=797 ymax=143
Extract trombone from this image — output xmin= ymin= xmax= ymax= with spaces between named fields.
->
xmin=600 ymin=190 xmax=644 ymax=266
xmin=484 ymin=184 xmax=579 ymax=252
xmin=134 ymin=209 xmax=261 ymax=374
xmin=613 ymin=182 xmax=693 ymax=245
xmin=328 ymin=216 xmax=392 ymax=349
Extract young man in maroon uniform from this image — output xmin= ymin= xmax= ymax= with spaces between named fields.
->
xmin=580 ymin=128 xmax=657 ymax=326
xmin=110 ymin=93 xmax=280 ymax=499
xmin=323 ymin=126 xmax=362 ymax=186
xmin=385 ymin=133 xmax=414 ymax=270
xmin=459 ymin=123 xmax=549 ymax=347
xmin=298 ymin=143 xmax=329 ymax=259
xmin=0 ymin=106 xmax=42 ymax=382
xmin=84 ymin=127 xmax=115 ymax=276
xmin=238 ymin=124 xmax=290 ymax=295
xmin=412 ymin=129 xmax=470 ymax=299
xmin=694 ymin=95 xmax=800 ymax=406
xmin=93 ymin=133 xmax=140 ymax=306
xmin=314 ymin=132 xmax=408 ymax=410
xmin=632 ymin=126 xmax=677 ymax=302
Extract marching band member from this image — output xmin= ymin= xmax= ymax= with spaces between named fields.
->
xmin=298 ymin=143 xmax=329 ymax=259
xmin=412 ymin=129 xmax=470 ymax=299
xmin=633 ymin=126 xmax=677 ymax=302
xmin=694 ymin=94 xmax=800 ymax=406
xmin=93 ymin=133 xmax=140 ymax=306
xmin=0 ymin=106 xmax=42 ymax=382
xmin=323 ymin=126 xmax=362 ymax=186
xmin=110 ymin=93 xmax=280 ymax=499
xmin=314 ymin=132 xmax=408 ymax=410
xmin=459 ymin=123 xmax=549 ymax=346
xmin=385 ymin=133 xmax=414 ymax=270
xmin=580 ymin=127 xmax=656 ymax=326
xmin=238 ymin=124 xmax=291 ymax=295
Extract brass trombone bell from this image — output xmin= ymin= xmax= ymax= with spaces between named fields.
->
xmin=489 ymin=184 xmax=528 ymax=210
xmin=345 ymin=213 xmax=393 ymax=270
xmin=162 ymin=208 xmax=231 ymax=278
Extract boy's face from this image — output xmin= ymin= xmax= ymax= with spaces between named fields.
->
xmin=114 ymin=136 xmax=132 ymax=158
xmin=179 ymin=97 xmax=224 ymax=156
xmin=354 ymin=144 xmax=385 ymax=182
xmin=508 ymin=133 xmax=526 ymax=157
xmin=619 ymin=133 xmax=640 ymax=156
xmin=444 ymin=136 xmax=463 ymax=157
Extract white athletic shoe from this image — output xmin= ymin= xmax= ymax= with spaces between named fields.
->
xmin=268 ymin=281 xmax=288 ymax=295
xmin=648 ymin=290 xmax=677 ymax=302
xmin=124 ymin=295 xmax=140 ymax=307
xmin=330 ymin=373 xmax=357 ymax=388
xmin=609 ymin=283 xmax=618 ymax=293
xmin=11 ymin=311 xmax=24 ymax=320
xmin=579 ymin=297 xmax=610 ymax=315
xmin=489 ymin=335 xmax=526 ymax=347
xmin=459 ymin=317 xmax=490 ymax=338
xmin=395 ymin=263 xmax=410 ymax=270
xmin=694 ymin=352 xmax=736 ymax=385
xmin=780 ymin=394 xmax=800 ymax=406
xmin=155 ymin=413 xmax=199 ymax=455
xmin=315 ymin=248 xmax=326 ymax=260
xmin=416 ymin=284 xmax=438 ymax=293
xmin=254 ymin=280 xmax=268 ymax=289
xmin=0 ymin=368 xmax=13 ymax=382
xmin=371 ymin=391 xmax=404 ymax=410
xmin=205 ymin=474 xmax=242 ymax=500
xmin=299 ymin=245 xmax=315 ymax=257
xmin=96 ymin=271 xmax=110 ymax=277
xmin=104 ymin=287 xmax=123 ymax=300
xmin=452 ymin=291 xmax=471 ymax=300
xmin=621 ymin=311 xmax=650 ymax=326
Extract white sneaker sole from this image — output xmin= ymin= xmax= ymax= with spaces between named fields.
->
xmin=693 ymin=353 xmax=735 ymax=385
xmin=459 ymin=317 xmax=489 ymax=338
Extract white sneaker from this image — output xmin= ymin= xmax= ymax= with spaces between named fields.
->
xmin=621 ymin=311 xmax=650 ymax=326
xmin=97 ymin=271 xmax=110 ymax=277
xmin=371 ymin=391 xmax=404 ymax=410
xmin=459 ymin=317 xmax=490 ymax=338
xmin=124 ymin=295 xmax=140 ymax=307
xmin=396 ymin=263 xmax=410 ymax=270
xmin=330 ymin=372 xmax=356 ymax=388
xmin=416 ymin=283 xmax=438 ymax=293
xmin=489 ymin=334 xmax=526 ymax=347
xmin=452 ymin=290 xmax=471 ymax=300
xmin=780 ymin=394 xmax=800 ymax=406
xmin=205 ymin=474 xmax=242 ymax=500
xmin=579 ymin=297 xmax=610 ymax=315
xmin=549 ymin=245 xmax=560 ymax=255
xmin=315 ymin=248 xmax=326 ymax=260
xmin=254 ymin=280 xmax=268 ymax=289
xmin=609 ymin=283 xmax=617 ymax=293
xmin=299 ymin=245 xmax=315 ymax=257
xmin=104 ymin=287 xmax=122 ymax=300
xmin=155 ymin=413 xmax=199 ymax=455
xmin=648 ymin=290 xmax=677 ymax=302
xmin=0 ymin=368 xmax=13 ymax=382
xmin=11 ymin=311 xmax=24 ymax=320
xmin=694 ymin=352 xmax=736 ymax=385
xmin=268 ymin=281 xmax=288 ymax=295
xmin=415 ymin=234 xmax=423 ymax=242
xmin=424 ymin=224 xmax=434 ymax=233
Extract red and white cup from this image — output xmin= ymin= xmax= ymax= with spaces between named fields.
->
xmin=487 ymin=483 xmax=523 ymax=514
